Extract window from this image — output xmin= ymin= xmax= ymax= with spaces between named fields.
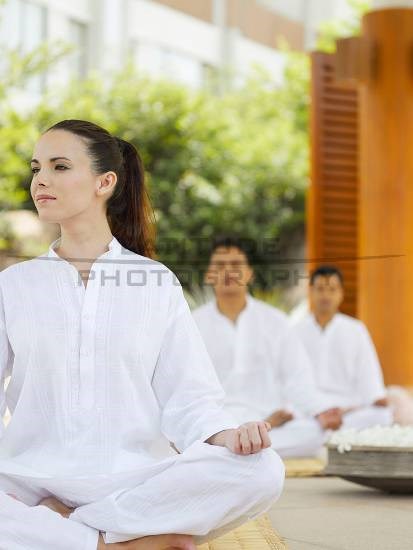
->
xmin=68 ymin=19 xmax=89 ymax=79
xmin=131 ymin=40 xmax=206 ymax=88
xmin=162 ymin=49 xmax=204 ymax=87
xmin=0 ymin=0 xmax=48 ymax=93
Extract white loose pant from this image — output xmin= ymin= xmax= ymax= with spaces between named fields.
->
xmin=0 ymin=440 xmax=285 ymax=550
xmin=269 ymin=418 xmax=325 ymax=458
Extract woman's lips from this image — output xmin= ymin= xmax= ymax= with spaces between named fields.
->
xmin=37 ymin=197 xmax=56 ymax=203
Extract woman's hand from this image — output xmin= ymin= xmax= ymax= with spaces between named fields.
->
xmin=205 ymin=421 xmax=272 ymax=455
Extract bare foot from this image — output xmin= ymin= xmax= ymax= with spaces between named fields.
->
xmin=97 ymin=533 xmax=196 ymax=549
xmin=39 ymin=497 xmax=196 ymax=550
xmin=38 ymin=496 xmax=74 ymax=518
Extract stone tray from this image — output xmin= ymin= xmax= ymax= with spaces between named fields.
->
xmin=325 ymin=444 xmax=413 ymax=494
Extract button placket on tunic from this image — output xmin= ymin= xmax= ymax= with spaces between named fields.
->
xmin=48 ymin=239 xmax=117 ymax=413
xmin=310 ymin=316 xmax=330 ymax=390
xmin=40 ymin=240 xmax=120 ymax=474
xmin=214 ymin=301 xmax=252 ymax=400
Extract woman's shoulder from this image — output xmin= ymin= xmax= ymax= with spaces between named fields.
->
xmin=118 ymin=248 xmax=181 ymax=289
xmin=0 ymin=256 xmax=45 ymax=287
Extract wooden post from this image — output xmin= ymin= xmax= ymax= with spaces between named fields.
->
xmin=357 ymin=8 xmax=413 ymax=385
xmin=318 ymin=7 xmax=413 ymax=385
xmin=352 ymin=9 xmax=413 ymax=385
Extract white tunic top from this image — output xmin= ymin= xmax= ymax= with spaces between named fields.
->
xmin=292 ymin=312 xmax=387 ymax=408
xmin=192 ymin=295 xmax=326 ymax=424
xmin=0 ymin=235 xmax=237 ymax=482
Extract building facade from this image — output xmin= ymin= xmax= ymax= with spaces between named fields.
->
xmin=0 ymin=0 xmax=352 ymax=94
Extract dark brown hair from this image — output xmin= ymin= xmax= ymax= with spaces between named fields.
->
xmin=46 ymin=119 xmax=156 ymax=258
xmin=208 ymin=235 xmax=253 ymax=266
xmin=310 ymin=265 xmax=344 ymax=286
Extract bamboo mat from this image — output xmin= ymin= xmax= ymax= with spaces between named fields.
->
xmin=197 ymin=515 xmax=287 ymax=550
xmin=284 ymin=457 xmax=326 ymax=478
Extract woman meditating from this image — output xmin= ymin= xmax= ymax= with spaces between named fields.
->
xmin=0 ymin=120 xmax=285 ymax=549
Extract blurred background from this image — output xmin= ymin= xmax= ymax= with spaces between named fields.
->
xmin=0 ymin=0 xmax=369 ymax=311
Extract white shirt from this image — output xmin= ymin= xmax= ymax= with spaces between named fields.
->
xmin=192 ymin=295 xmax=326 ymax=424
xmin=292 ymin=312 xmax=387 ymax=408
xmin=0 ymin=235 xmax=237 ymax=480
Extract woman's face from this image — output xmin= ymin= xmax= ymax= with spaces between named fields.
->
xmin=30 ymin=129 xmax=106 ymax=224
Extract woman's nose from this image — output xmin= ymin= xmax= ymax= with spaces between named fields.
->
xmin=34 ymin=170 xmax=50 ymax=185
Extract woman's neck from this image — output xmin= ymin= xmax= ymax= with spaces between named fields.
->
xmin=55 ymin=223 xmax=113 ymax=261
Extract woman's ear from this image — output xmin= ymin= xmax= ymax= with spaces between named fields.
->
xmin=97 ymin=171 xmax=117 ymax=197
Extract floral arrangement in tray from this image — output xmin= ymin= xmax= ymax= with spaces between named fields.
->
xmin=328 ymin=425 xmax=413 ymax=453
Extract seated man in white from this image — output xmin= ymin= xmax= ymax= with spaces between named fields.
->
xmin=292 ymin=265 xmax=401 ymax=430
xmin=192 ymin=236 xmax=341 ymax=458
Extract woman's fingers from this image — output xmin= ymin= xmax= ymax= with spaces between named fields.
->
xmin=238 ymin=422 xmax=272 ymax=454
xmin=229 ymin=427 xmax=246 ymax=455
xmin=248 ymin=423 xmax=262 ymax=453
xmin=239 ymin=425 xmax=252 ymax=454
xmin=258 ymin=422 xmax=272 ymax=448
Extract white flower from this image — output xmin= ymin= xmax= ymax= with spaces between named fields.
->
xmin=328 ymin=425 xmax=413 ymax=453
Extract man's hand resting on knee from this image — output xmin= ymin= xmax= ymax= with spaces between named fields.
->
xmin=264 ymin=409 xmax=294 ymax=428
xmin=205 ymin=421 xmax=272 ymax=454
xmin=316 ymin=408 xmax=343 ymax=430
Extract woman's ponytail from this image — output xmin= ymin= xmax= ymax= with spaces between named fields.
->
xmin=106 ymin=137 xmax=156 ymax=258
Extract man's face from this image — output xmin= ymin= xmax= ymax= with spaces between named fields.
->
xmin=310 ymin=274 xmax=344 ymax=316
xmin=205 ymin=246 xmax=253 ymax=296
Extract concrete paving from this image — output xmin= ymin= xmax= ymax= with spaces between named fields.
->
xmin=267 ymin=477 xmax=413 ymax=550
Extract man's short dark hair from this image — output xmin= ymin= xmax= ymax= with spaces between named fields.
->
xmin=309 ymin=265 xmax=344 ymax=286
xmin=208 ymin=235 xmax=253 ymax=266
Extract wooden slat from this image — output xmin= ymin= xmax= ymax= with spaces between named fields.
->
xmin=308 ymin=52 xmax=360 ymax=317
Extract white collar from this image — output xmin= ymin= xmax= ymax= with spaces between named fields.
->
xmin=309 ymin=311 xmax=340 ymax=333
xmin=47 ymin=235 xmax=122 ymax=260
xmin=213 ymin=293 xmax=253 ymax=319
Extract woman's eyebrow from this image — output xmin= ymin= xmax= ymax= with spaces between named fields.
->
xmin=31 ymin=157 xmax=71 ymax=163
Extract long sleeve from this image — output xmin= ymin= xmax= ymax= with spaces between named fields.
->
xmin=152 ymin=282 xmax=238 ymax=452
xmin=0 ymin=282 xmax=13 ymax=438
xmin=278 ymin=328 xmax=329 ymax=417
xmin=355 ymin=322 xmax=386 ymax=405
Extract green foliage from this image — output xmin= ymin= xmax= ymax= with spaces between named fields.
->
xmin=316 ymin=0 xmax=372 ymax=52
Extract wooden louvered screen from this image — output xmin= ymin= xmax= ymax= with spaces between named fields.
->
xmin=307 ymin=52 xmax=360 ymax=316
